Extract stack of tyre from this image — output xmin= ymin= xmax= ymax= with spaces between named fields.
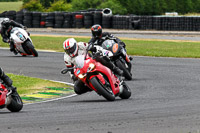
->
xmin=112 ymin=15 xmax=130 ymax=29
xmin=45 ymin=12 xmax=55 ymax=28
xmin=75 ymin=13 xmax=84 ymax=28
xmin=0 ymin=11 xmax=6 ymax=17
xmin=102 ymin=8 xmax=112 ymax=28
xmin=93 ymin=9 xmax=103 ymax=26
xmin=63 ymin=12 xmax=72 ymax=28
xmin=40 ymin=13 xmax=48 ymax=28
xmin=83 ymin=12 xmax=93 ymax=28
xmin=54 ymin=12 xmax=64 ymax=28
xmin=128 ymin=15 xmax=140 ymax=30
xmin=23 ymin=11 xmax=32 ymax=28
xmin=32 ymin=12 xmax=41 ymax=28
xmin=15 ymin=10 xmax=24 ymax=24
xmin=5 ymin=10 xmax=16 ymax=20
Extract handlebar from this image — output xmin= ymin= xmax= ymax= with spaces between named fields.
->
xmin=61 ymin=67 xmax=74 ymax=74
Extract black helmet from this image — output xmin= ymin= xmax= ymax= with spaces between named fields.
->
xmin=91 ymin=24 xmax=102 ymax=39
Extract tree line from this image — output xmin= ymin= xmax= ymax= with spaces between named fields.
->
xmin=1 ymin=0 xmax=200 ymax=15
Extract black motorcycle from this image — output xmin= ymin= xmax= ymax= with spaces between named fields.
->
xmin=101 ymin=39 xmax=132 ymax=80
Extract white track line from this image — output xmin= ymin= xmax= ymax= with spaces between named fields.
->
xmin=24 ymin=80 xmax=76 ymax=105
xmin=24 ymin=94 xmax=77 ymax=106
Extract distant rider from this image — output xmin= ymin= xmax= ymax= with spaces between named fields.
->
xmin=0 ymin=18 xmax=26 ymax=54
xmin=63 ymin=38 xmax=123 ymax=95
xmin=89 ymin=24 xmax=132 ymax=71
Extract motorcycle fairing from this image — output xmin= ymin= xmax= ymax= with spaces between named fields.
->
xmin=0 ymin=84 xmax=8 ymax=108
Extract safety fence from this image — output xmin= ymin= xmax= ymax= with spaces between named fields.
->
xmin=1 ymin=9 xmax=200 ymax=31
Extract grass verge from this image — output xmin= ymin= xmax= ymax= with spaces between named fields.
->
xmin=7 ymin=73 xmax=71 ymax=95
xmin=1 ymin=35 xmax=200 ymax=58
xmin=0 ymin=1 xmax=23 ymax=13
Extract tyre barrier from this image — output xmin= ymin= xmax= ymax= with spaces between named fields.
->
xmin=2 ymin=9 xmax=200 ymax=31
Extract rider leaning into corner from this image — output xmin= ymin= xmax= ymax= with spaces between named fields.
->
xmin=0 ymin=18 xmax=27 ymax=54
xmin=0 ymin=67 xmax=16 ymax=94
xmin=63 ymin=38 xmax=123 ymax=95
xmin=88 ymin=24 xmax=133 ymax=69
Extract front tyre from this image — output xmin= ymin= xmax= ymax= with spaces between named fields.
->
xmin=24 ymin=41 xmax=38 ymax=57
xmin=90 ymin=77 xmax=115 ymax=101
xmin=7 ymin=92 xmax=23 ymax=112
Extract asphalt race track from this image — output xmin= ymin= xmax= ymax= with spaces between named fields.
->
xmin=0 ymin=47 xmax=200 ymax=133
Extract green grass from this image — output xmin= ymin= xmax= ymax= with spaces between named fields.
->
xmin=0 ymin=1 xmax=23 ymax=13
xmin=7 ymin=73 xmax=70 ymax=95
xmin=1 ymin=35 xmax=200 ymax=58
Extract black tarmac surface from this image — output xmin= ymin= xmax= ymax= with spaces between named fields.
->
xmin=0 ymin=48 xmax=200 ymax=133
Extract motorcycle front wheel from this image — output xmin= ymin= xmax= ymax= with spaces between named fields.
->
xmin=24 ymin=41 xmax=38 ymax=57
xmin=90 ymin=77 xmax=115 ymax=101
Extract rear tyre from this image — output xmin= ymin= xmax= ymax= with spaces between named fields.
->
xmin=116 ymin=59 xmax=132 ymax=80
xmin=7 ymin=92 xmax=23 ymax=112
xmin=90 ymin=77 xmax=115 ymax=101
xmin=119 ymin=82 xmax=131 ymax=99
xmin=24 ymin=41 xmax=38 ymax=57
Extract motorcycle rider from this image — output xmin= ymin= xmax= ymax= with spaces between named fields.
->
xmin=89 ymin=24 xmax=132 ymax=72
xmin=63 ymin=38 xmax=123 ymax=95
xmin=89 ymin=24 xmax=126 ymax=48
xmin=0 ymin=67 xmax=16 ymax=92
xmin=0 ymin=18 xmax=26 ymax=54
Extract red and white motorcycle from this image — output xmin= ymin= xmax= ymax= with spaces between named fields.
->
xmin=0 ymin=83 xmax=23 ymax=112
xmin=61 ymin=45 xmax=131 ymax=101
xmin=10 ymin=27 xmax=38 ymax=57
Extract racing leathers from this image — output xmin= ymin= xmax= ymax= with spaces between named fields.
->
xmin=1 ymin=20 xmax=24 ymax=52
xmin=64 ymin=42 xmax=123 ymax=95
xmin=0 ymin=67 xmax=16 ymax=92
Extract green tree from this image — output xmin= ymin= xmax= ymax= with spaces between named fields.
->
xmin=47 ymin=0 xmax=72 ymax=12
xmin=98 ymin=0 xmax=127 ymax=15
xmin=70 ymin=0 xmax=101 ymax=11
xmin=143 ymin=0 xmax=153 ymax=15
xmin=192 ymin=0 xmax=200 ymax=12
xmin=166 ymin=0 xmax=177 ymax=12
xmin=130 ymin=0 xmax=146 ymax=15
xmin=22 ymin=0 xmax=44 ymax=11
xmin=176 ymin=0 xmax=193 ymax=14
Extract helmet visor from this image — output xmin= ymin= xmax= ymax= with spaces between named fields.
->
xmin=65 ymin=42 xmax=77 ymax=55
xmin=92 ymin=31 xmax=102 ymax=38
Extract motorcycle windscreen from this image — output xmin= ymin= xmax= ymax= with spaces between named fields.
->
xmin=74 ymin=55 xmax=85 ymax=68
xmin=102 ymin=40 xmax=114 ymax=50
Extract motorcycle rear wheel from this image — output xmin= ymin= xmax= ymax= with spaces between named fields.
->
xmin=116 ymin=59 xmax=132 ymax=80
xmin=7 ymin=92 xmax=23 ymax=112
xmin=90 ymin=77 xmax=115 ymax=101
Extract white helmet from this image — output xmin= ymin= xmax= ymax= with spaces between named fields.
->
xmin=1 ymin=18 xmax=10 ymax=28
xmin=63 ymin=38 xmax=78 ymax=57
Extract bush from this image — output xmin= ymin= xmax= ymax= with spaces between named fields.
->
xmin=98 ymin=0 xmax=127 ymax=15
xmin=70 ymin=0 xmax=101 ymax=11
xmin=46 ymin=0 xmax=72 ymax=12
xmin=22 ymin=0 xmax=44 ymax=11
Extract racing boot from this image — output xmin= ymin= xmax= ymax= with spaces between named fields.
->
xmin=1 ymin=73 xmax=13 ymax=87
